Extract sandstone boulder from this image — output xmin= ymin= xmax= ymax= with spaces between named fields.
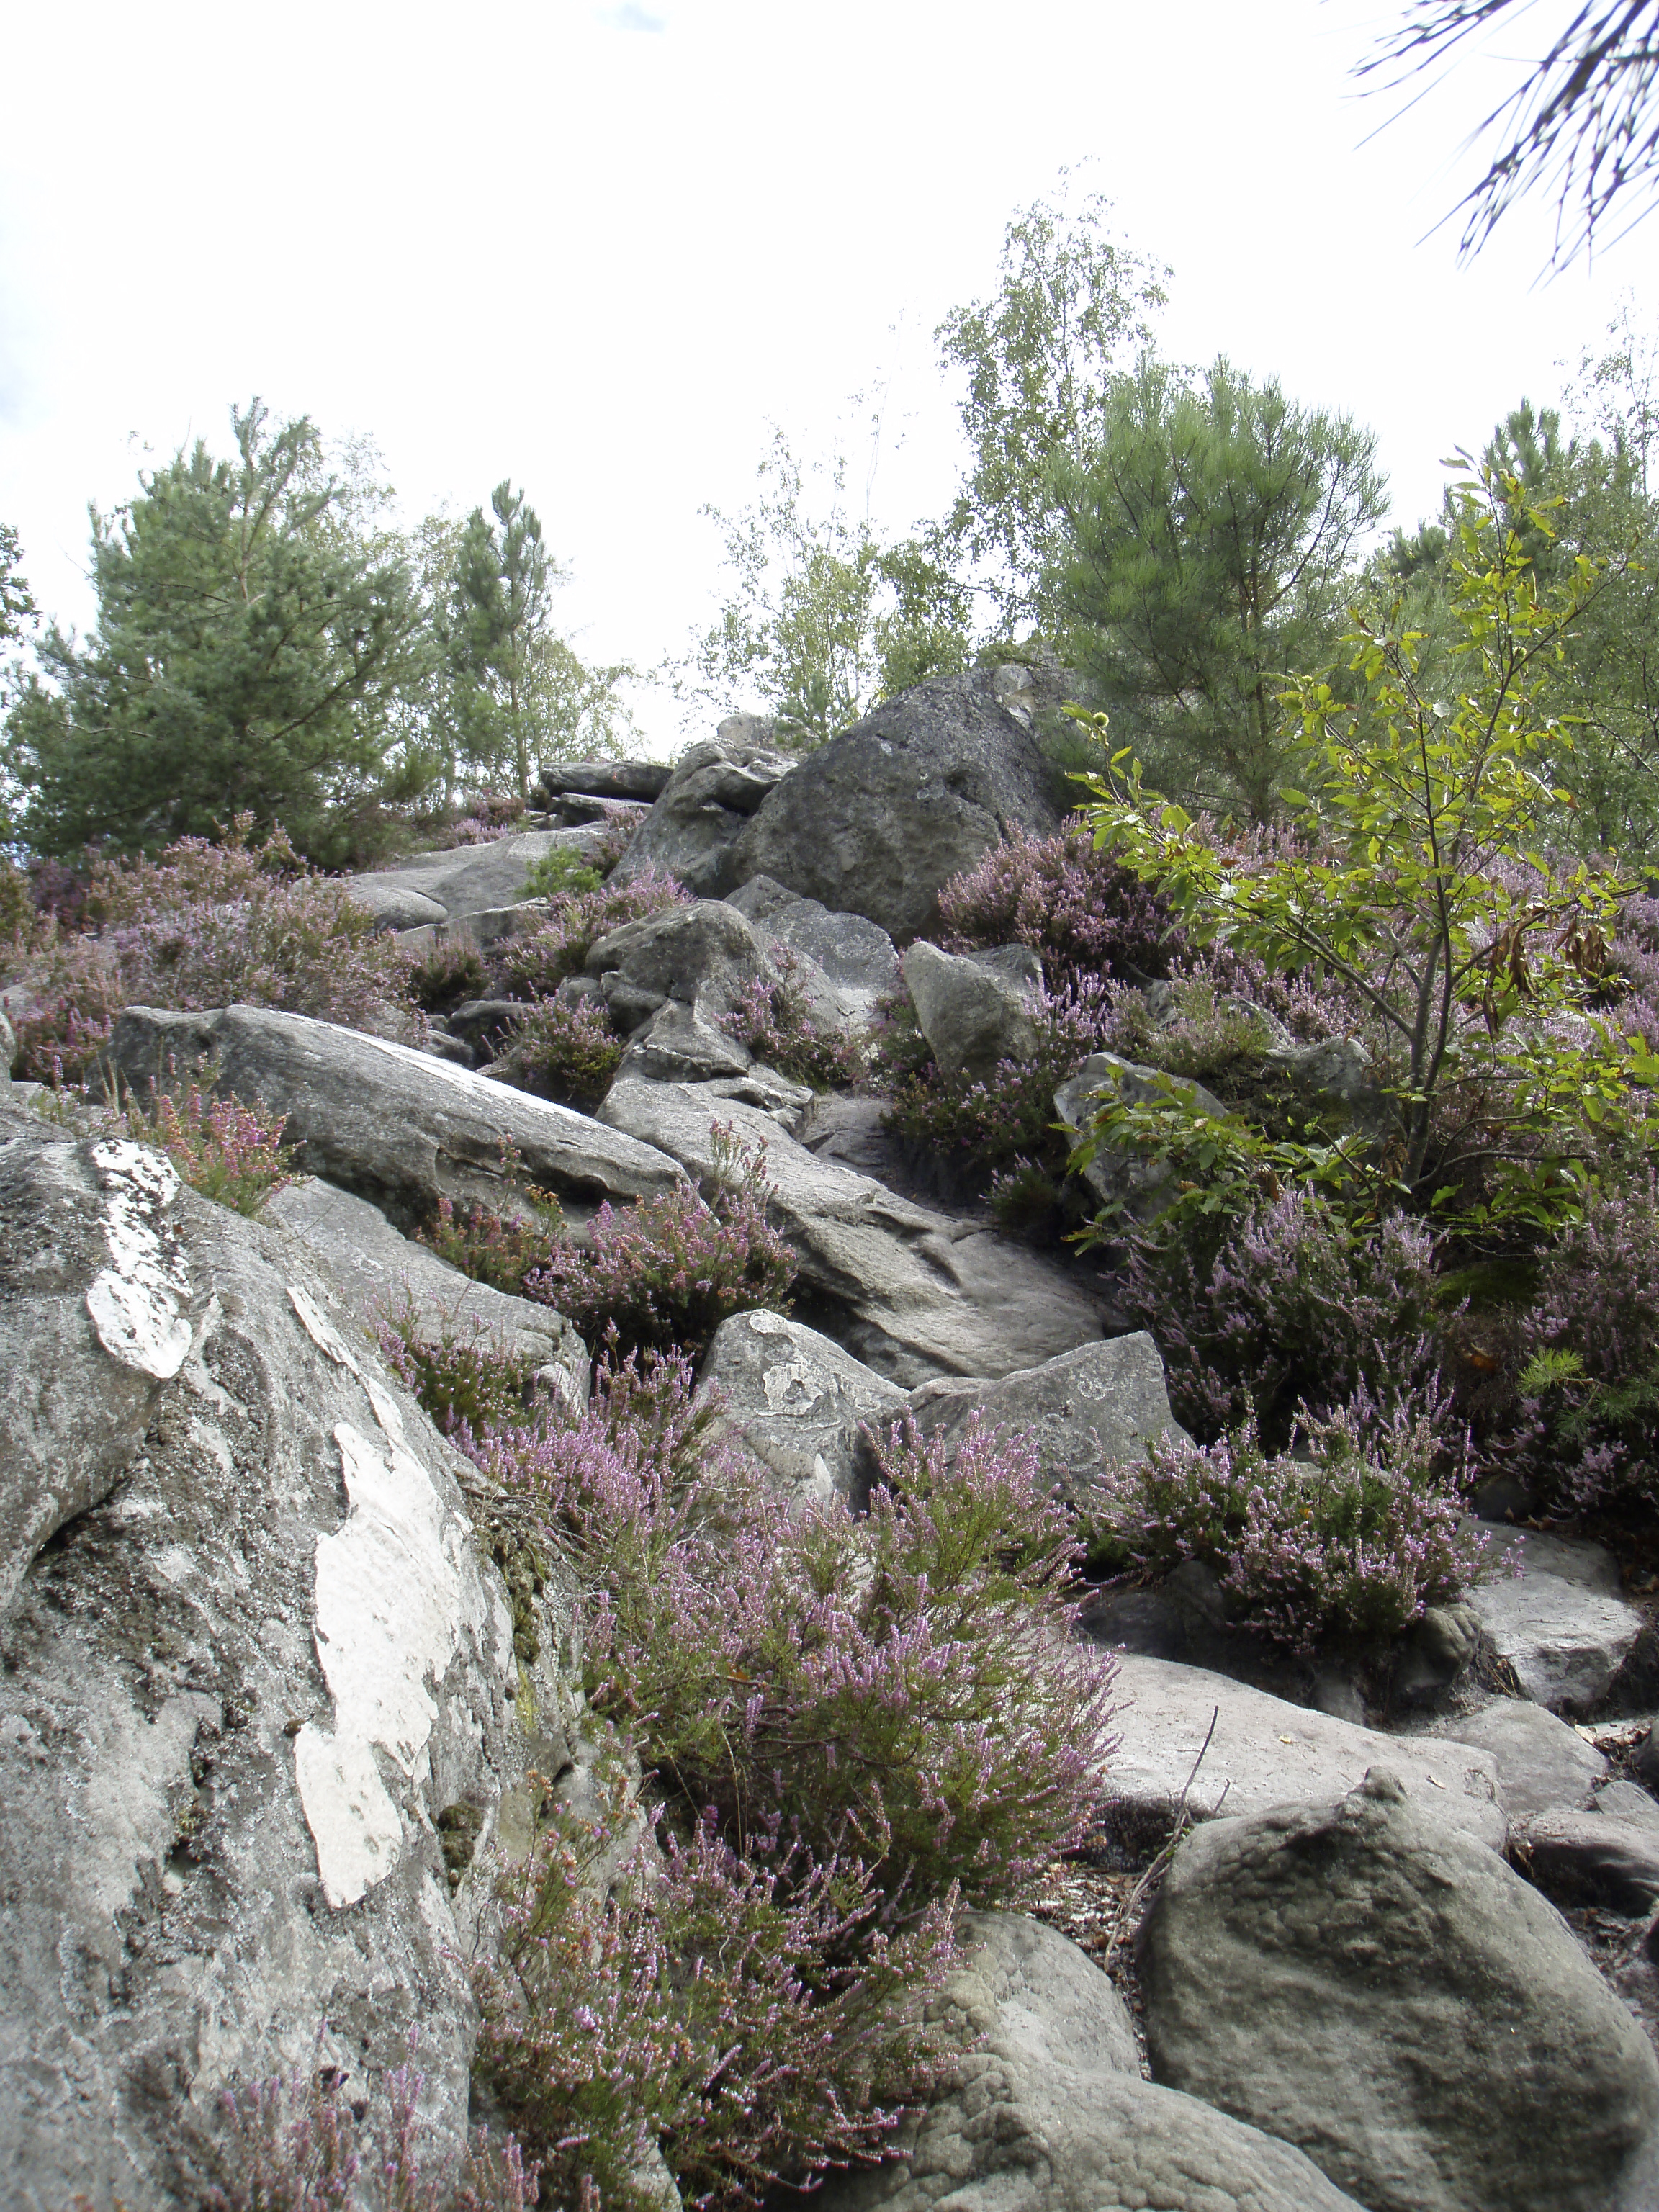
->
xmin=1139 ymin=1769 xmax=1659 ymax=2212
xmin=536 ymin=758 xmax=673 ymax=804
xmin=101 ymin=1005 xmax=685 ymax=1231
xmin=610 ymin=732 xmax=796 ymax=896
xmin=698 ymin=1309 xmax=908 ymax=1506
xmin=1468 ymin=1526 xmax=1643 ymax=1712
xmin=905 ymin=1333 xmax=1189 ymax=1504
xmin=727 ymin=667 xmax=1066 ymax=939
xmin=1427 ymin=1697 xmax=1608 ymax=1820
xmin=813 ymin=1910 xmax=1364 ymax=2212
xmin=585 ymin=898 xmax=782 ymax=1030
xmin=902 ymin=939 xmax=1041 ymax=1087
xmin=0 ymin=1104 xmax=571 ymax=2211
xmin=342 ymin=827 xmax=606 ymax=928
xmin=727 ymin=876 xmax=902 ymax=1022
xmin=1098 ymin=1653 xmax=1506 ymax=1851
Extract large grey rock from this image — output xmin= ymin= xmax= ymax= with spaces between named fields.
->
xmin=346 ymin=877 xmax=451 ymax=930
xmin=1511 ymin=1802 xmax=1659 ymax=1912
xmin=262 ymin=1177 xmax=588 ymax=1408
xmin=1139 ymin=1769 xmax=1659 ymax=2212
xmin=1100 ymin=1654 xmax=1506 ymax=1849
xmin=698 ymin=1310 xmax=907 ymax=1506
xmin=905 ymin=1334 xmax=1189 ymax=1505
xmin=0 ymin=1105 xmax=570 ymax=2211
xmin=536 ymin=757 xmax=673 ymax=804
xmin=586 ymin=898 xmax=781 ymax=1030
xmin=597 ymin=1076 xmax=1107 ymax=1385
xmin=727 ymin=667 xmax=1067 ymax=939
xmin=395 ymin=896 xmax=554 ymax=956
xmin=616 ymin=999 xmax=757 ymax=1086
xmin=902 ymin=939 xmax=1041 ymax=1087
xmin=101 ymin=1005 xmax=686 ymax=1232
xmin=0 ymin=1007 xmax=14 ymax=1085
xmin=1468 ymin=1529 xmax=1643 ymax=1711
xmin=727 ymin=876 xmax=902 ymax=1022
xmin=814 ymin=1909 xmax=1363 ymax=2212
xmin=1428 ymin=1697 xmax=1609 ymax=1820
xmin=610 ymin=733 xmax=796 ymax=897
xmin=1055 ymin=1051 xmax=1228 ymax=1224
xmin=343 ymin=827 xmax=606 ymax=926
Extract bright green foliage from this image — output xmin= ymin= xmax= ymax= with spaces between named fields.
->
xmin=1053 ymin=356 xmax=1388 ymax=822
xmin=935 ymin=176 xmax=1168 ymax=636
xmin=685 ymin=429 xmax=971 ymax=750
xmin=4 ymin=404 xmax=428 ymax=865
xmin=0 ymin=521 xmax=32 ymax=645
xmin=1076 ymin=467 xmax=1637 ymax=1226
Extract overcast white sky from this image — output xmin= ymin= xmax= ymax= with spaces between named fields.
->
xmin=2 ymin=0 xmax=1654 ymax=756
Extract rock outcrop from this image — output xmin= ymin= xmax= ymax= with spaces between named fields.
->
xmin=725 ymin=668 xmax=1067 ymax=938
xmin=0 ymin=1103 xmax=573 ymax=2211
xmin=610 ymin=727 xmax=796 ymax=897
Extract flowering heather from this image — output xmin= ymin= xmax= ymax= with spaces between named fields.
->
xmin=375 ymin=1301 xmax=550 ymax=1442
xmin=493 ymin=870 xmax=690 ymax=998
xmin=122 ymin=1079 xmax=297 ymax=1218
xmin=938 ymin=825 xmax=1186 ymax=986
xmin=477 ymin=1792 xmax=957 ymax=2212
xmin=1090 ymin=1390 xmax=1485 ymax=1653
xmin=1 ymin=818 xmax=415 ymax=1080
xmin=876 ymin=977 xmax=1115 ymax=1185
xmin=526 ymin=1125 xmax=796 ymax=1359
xmin=1120 ymin=1187 xmax=1444 ymax=1446
xmin=202 ymin=2047 xmax=540 ymax=2211
xmin=1510 ymin=1172 xmax=1659 ymax=1511
xmin=417 ymin=1151 xmax=566 ymax=1298
xmin=492 ymin=994 xmax=624 ymax=1108
xmin=718 ymin=957 xmax=866 ymax=1090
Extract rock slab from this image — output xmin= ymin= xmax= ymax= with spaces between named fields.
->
xmin=1139 ymin=1768 xmax=1659 ymax=2212
xmin=1100 ymin=1653 xmax=1506 ymax=1850
xmin=102 ymin=1004 xmax=685 ymax=1231
xmin=598 ymin=1075 xmax=1107 ymax=1385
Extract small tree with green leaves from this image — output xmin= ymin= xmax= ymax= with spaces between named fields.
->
xmin=1075 ymin=466 xmax=1637 ymax=1230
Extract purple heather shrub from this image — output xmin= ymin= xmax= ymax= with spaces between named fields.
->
xmin=490 ymin=1401 xmax=1117 ymax=1907
xmin=1121 ymin=1187 xmax=1444 ymax=1447
xmin=492 ymin=994 xmax=625 ymax=1108
xmin=375 ymin=1301 xmax=551 ymax=1442
xmin=938 ymin=824 xmax=1187 ymax=986
xmin=407 ymin=941 xmax=488 ymax=1016
xmin=1 ymin=819 xmax=418 ymax=1081
xmin=718 ymin=956 xmax=866 ymax=1091
xmin=1090 ymin=1388 xmax=1484 ymax=1653
xmin=477 ymin=1791 xmax=957 ymax=2212
xmin=526 ymin=1124 xmax=796 ymax=1359
xmin=1507 ymin=1171 xmax=1659 ymax=1511
xmin=202 ymin=2043 xmax=540 ymax=2211
xmin=415 ymin=1145 xmax=567 ymax=1298
xmin=123 ymin=1078 xmax=297 ymax=1218
xmin=493 ymin=871 xmax=690 ymax=999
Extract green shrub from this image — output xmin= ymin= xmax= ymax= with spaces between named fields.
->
xmin=414 ymin=1143 xmax=566 ymax=1297
xmin=407 ymin=940 xmax=487 ymax=1015
xmin=493 ymin=871 xmax=688 ymax=999
xmin=523 ymin=845 xmax=603 ymax=901
xmin=375 ymin=1300 xmax=549 ymax=1439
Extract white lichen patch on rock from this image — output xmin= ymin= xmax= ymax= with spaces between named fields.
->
xmin=288 ymin=1276 xmax=504 ymax=1910
xmin=84 ymin=1138 xmax=192 ymax=1380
